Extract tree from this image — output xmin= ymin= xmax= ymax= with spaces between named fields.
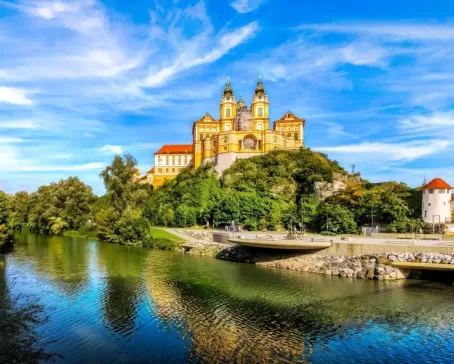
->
xmin=0 ymin=191 xmax=13 ymax=248
xmin=25 ymin=177 xmax=95 ymax=235
xmin=96 ymin=154 xmax=152 ymax=245
xmin=8 ymin=191 xmax=30 ymax=231
xmin=100 ymin=154 xmax=147 ymax=214
xmin=312 ymin=203 xmax=358 ymax=234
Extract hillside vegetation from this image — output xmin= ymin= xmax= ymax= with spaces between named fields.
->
xmin=145 ymin=148 xmax=422 ymax=233
xmin=1 ymin=148 xmax=424 ymax=248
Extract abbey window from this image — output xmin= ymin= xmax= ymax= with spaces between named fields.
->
xmin=226 ymin=108 xmax=231 ymax=118
xmin=258 ymin=107 xmax=263 ymax=117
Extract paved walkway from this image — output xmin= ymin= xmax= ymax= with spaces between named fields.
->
xmin=169 ymin=228 xmax=454 ymax=248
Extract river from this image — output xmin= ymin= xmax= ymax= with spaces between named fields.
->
xmin=2 ymin=233 xmax=454 ymax=363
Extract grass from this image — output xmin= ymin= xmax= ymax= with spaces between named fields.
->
xmin=150 ymin=227 xmax=185 ymax=242
xmin=62 ymin=230 xmax=98 ymax=240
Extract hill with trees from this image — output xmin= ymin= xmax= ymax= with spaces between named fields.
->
xmin=1 ymin=148 xmax=424 ymax=248
xmin=145 ymin=148 xmax=422 ymax=234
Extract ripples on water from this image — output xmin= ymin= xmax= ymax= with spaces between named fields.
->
xmin=2 ymin=233 xmax=454 ymax=363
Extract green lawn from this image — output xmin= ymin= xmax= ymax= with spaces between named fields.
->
xmin=150 ymin=228 xmax=185 ymax=242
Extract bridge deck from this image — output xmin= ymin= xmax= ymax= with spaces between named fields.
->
xmin=392 ymin=262 xmax=454 ymax=271
xmin=228 ymin=238 xmax=332 ymax=250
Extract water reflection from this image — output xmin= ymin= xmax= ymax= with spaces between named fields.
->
xmin=96 ymin=243 xmax=148 ymax=336
xmin=3 ymin=233 xmax=454 ymax=363
xmin=146 ymin=252 xmax=454 ymax=363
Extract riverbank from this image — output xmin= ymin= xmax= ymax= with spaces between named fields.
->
xmin=172 ymin=229 xmax=454 ymax=281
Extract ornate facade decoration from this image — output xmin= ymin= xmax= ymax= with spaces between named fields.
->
xmin=142 ymin=78 xmax=306 ymax=188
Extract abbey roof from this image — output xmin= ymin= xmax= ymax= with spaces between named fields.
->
xmin=155 ymin=144 xmax=193 ymax=155
xmin=147 ymin=167 xmax=155 ymax=174
xmin=195 ymin=112 xmax=218 ymax=124
xmin=275 ymin=111 xmax=305 ymax=124
xmin=423 ymin=178 xmax=452 ymax=190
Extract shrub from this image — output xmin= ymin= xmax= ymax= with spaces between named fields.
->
xmin=320 ymin=231 xmax=337 ymax=236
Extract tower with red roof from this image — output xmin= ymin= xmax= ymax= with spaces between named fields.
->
xmin=422 ymin=178 xmax=453 ymax=224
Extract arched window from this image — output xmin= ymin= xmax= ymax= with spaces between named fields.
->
xmin=226 ymin=108 xmax=231 ymax=118
xmin=258 ymin=107 xmax=263 ymax=117
xmin=257 ymin=124 xmax=263 ymax=130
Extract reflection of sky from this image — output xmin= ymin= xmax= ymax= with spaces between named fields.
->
xmin=4 ymin=235 xmax=454 ymax=362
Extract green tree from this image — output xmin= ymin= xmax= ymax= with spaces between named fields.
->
xmin=8 ymin=191 xmax=30 ymax=231
xmin=100 ymin=154 xmax=147 ymax=214
xmin=96 ymin=154 xmax=152 ymax=245
xmin=26 ymin=177 xmax=95 ymax=235
xmin=312 ymin=203 xmax=358 ymax=234
xmin=0 ymin=191 xmax=13 ymax=248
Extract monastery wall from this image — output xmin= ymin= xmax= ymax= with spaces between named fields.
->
xmin=203 ymin=152 xmax=264 ymax=176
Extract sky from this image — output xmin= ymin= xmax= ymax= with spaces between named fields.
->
xmin=1 ymin=0 xmax=454 ymax=195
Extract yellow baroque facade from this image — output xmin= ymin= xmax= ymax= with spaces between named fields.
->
xmin=143 ymin=78 xmax=305 ymax=188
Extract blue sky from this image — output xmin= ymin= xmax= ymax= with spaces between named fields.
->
xmin=1 ymin=0 xmax=454 ymax=195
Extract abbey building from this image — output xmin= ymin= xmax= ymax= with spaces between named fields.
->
xmin=137 ymin=78 xmax=305 ymax=188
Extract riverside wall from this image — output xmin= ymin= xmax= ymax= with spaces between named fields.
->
xmin=183 ymin=231 xmax=454 ymax=281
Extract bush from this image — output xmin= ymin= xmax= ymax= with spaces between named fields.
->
xmin=320 ymin=231 xmax=337 ymax=236
xmin=142 ymin=237 xmax=176 ymax=250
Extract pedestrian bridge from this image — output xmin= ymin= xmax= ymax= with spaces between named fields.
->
xmin=227 ymin=238 xmax=332 ymax=250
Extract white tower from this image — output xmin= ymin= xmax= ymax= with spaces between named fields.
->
xmin=422 ymin=178 xmax=452 ymax=224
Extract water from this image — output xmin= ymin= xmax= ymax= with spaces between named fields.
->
xmin=2 ymin=233 xmax=454 ymax=363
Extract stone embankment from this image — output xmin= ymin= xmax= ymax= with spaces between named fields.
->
xmin=216 ymin=247 xmax=454 ymax=280
xmin=176 ymin=230 xmax=454 ymax=280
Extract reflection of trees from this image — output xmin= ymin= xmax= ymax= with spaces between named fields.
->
xmin=97 ymin=242 xmax=149 ymax=336
xmin=147 ymin=253 xmax=454 ymax=363
xmin=15 ymin=233 xmax=91 ymax=295
xmin=0 ymin=255 xmax=53 ymax=363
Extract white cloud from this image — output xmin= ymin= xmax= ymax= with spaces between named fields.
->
xmin=230 ymin=0 xmax=265 ymax=13
xmin=99 ymin=145 xmax=123 ymax=154
xmin=316 ymin=140 xmax=449 ymax=165
xmin=16 ymin=162 xmax=104 ymax=172
xmin=141 ymin=21 xmax=259 ymax=88
xmin=298 ymin=22 xmax=454 ymax=41
xmin=0 ymin=137 xmax=24 ymax=143
xmin=0 ymin=86 xmax=34 ymax=105
xmin=399 ymin=112 xmax=454 ymax=140
xmin=0 ymin=120 xmax=35 ymax=129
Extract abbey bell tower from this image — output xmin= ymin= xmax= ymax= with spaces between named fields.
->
xmin=219 ymin=77 xmax=236 ymax=132
xmin=251 ymin=76 xmax=269 ymax=131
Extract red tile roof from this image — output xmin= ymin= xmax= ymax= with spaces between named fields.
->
xmin=147 ymin=167 xmax=155 ymax=174
xmin=423 ymin=178 xmax=453 ymax=190
xmin=155 ymin=144 xmax=193 ymax=155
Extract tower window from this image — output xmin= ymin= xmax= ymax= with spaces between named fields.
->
xmin=439 ymin=189 xmax=446 ymax=193
xmin=257 ymin=124 xmax=263 ymax=131
xmin=200 ymin=133 xmax=203 ymax=140
xmin=429 ymin=189 xmax=434 ymax=194
xmin=225 ymin=125 xmax=231 ymax=131
xmin=258 ymin=107 xmax=263 ymax=117
xmin=287 ymin=132 xmax=291 ymax=137
xmin=226 ymin=108 xmax=231 ymax=118
xmin=224 ymin=136 xmax=228 ymax=144
xmin=294 ymin=133 xmax=298 ymax=140
xmin=425 ymin=210 xmax=427 ymax=217
xmin=280 ymin=127 xmax=284 ymax=132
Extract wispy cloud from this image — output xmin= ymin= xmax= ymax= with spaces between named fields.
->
xmin=230 ymin=0 xmax=266 ymax=13
xmin=298 ymin=22 xmax=454 ymax=41
xmin=316 ymin=140 xmax=449 ymax=165
xmin=99 ymin=145 xmax=123 ymax=154
xmin=0 ymin=86 xmax=34 ymax=105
